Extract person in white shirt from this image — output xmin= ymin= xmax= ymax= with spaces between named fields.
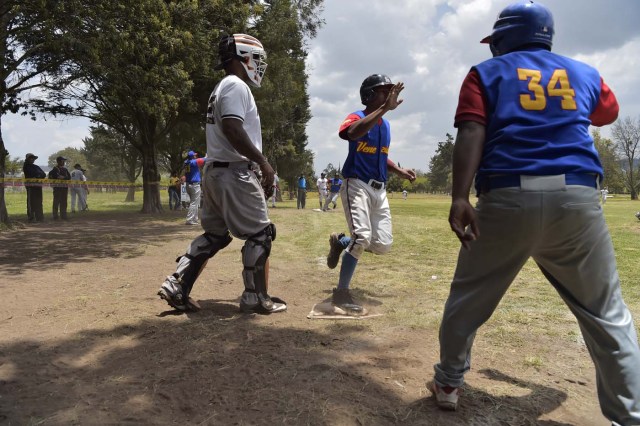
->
xmin=158 ymin=33 xmax=286 ymax=314
xmin=70 ymin=163 xmax=88 ymax=213
xmin=601 ymin=187 xmax=609 ymax=204
xmin=317 ymin=172 xmax=328 ymax=210
xmin=271 ymin=171 xmax=280 ymax=207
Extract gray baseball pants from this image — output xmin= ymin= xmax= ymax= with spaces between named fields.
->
xmin=434 ymin=183 xmax=640 ymax=425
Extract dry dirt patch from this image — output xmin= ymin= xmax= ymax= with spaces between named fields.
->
xmin=0 ymin=211 xmax=608 ymax=425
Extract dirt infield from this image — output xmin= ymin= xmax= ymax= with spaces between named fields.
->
xmin=0 ymin=211 xmax=609 ymax=425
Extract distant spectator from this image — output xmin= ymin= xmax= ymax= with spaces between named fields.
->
xmin=271 ymin=171 xmax=280 ymax=208
xmin=297 ymin=174 xmax=307 ymax=209
xmin=48 ymin=156 xmax=71 ymax=220
xmin=22 ymin=153 xmax=46 ymax=223
xmin=70 ymin=163 xmax=88 ymax=213
xmin=317 ymin=172 xmax=328 ymax=210
xmin=168 ymin=174 xmax=181 ymax=210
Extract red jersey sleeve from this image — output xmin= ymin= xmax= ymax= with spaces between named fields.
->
xmin=590 ymin=78 xmax=619 ymax=127
xmin=338 ymin=113 xmax=362 ymax=140
xmin=454 ymin=70 xmax=487 ymax=127
xmin=196 ymin=158 xmax=205 ymax=168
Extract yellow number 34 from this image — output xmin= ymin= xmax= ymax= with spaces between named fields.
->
xmin=518 ymin=68 xmax=577 ymax=111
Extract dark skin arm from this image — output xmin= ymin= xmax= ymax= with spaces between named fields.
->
xmin=345 ymin=82 xmax=404 ymax=140
xmin=387 ymin=158 xmax=416 ymax=182
xmin=449 ymin=121 xmax=485 ymax=249
xmin=221 ymin=118 xmax=274 ymax=189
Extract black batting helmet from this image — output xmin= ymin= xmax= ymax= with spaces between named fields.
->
xmin=360 ymin=74 xmax=393 ymax=105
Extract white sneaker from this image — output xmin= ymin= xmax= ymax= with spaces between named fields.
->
xmin=431 ymin=383 xmax=460 ymax=411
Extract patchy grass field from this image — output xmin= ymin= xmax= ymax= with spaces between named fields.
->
xmin=0 ymin=190 xmax=638 ymax=425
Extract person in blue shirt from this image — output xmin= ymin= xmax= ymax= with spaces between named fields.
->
xmin=323 ymin=173 xmax=343 ymax=211
xmin=325 ymin=74 xmax=416 ymax=314
xmin=297 ymin=174 xmax=306 ymax=209
xmin=183 ymin=150 xmax=205 ymax=225
xmin=430 ymin=2 xmax=640 ymax=421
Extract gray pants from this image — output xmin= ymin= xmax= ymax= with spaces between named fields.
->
xmin=186 ymin=183 xmax=201 ymax=224
xmin=297 ymin=189 xmax=306 ymax=209
xmin=70 ymin=187 xmax=87 ymax=212
xmin=434 ymin=184 xmax=640 ymax=425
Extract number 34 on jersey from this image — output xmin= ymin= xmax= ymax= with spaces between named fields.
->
xmin=518 ymin=68 xmax=577 ymax=111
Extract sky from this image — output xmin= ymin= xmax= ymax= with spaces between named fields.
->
xmin=4 ymin=0 xmax=640 ymax=174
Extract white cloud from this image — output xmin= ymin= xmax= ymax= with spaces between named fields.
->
xmin=4 ymin=0 xmax=640 ymax=174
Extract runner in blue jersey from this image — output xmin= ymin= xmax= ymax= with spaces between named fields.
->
xmin=323 ymin=173 xmax=342 ymax=211
xmin=430 ymin=2 xmax=640 ymax=422
xmin=326 ymin=74 xmax=416 ymax=313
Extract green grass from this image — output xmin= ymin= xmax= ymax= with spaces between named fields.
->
xmin=4 ymin=187 xmax=145 ymax=219
xmin=266 ymin=193 xmax=640 ymax=347
xmin=4 ymin=189 xmax=640 ymax=344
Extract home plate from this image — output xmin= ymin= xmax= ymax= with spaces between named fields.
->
xmin=307 ymin=302 xmax=382 ymax=320
xmin=312 ymin=208 xmax=323 ymax=212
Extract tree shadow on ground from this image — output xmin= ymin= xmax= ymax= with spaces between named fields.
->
xmin=0 ymin=302 xmax=570 ymax=425
xmin=0 ymin=211 xmax=186 ymax=275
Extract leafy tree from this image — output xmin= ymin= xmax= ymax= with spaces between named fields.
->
xmin=322 ymin=162 xmax=341 ymax=178
xmin=1 ymin=0 xmax=78 ymax=224
xmin=592 ymin=129 xmax=624 ymax=193
xmin=82 ymin=126 xmax=142 ymax=201
xmin=251 ymin=0 xmax=322 ymax=190
xmin=5 ymin=156 xmax=22 ymax=176
xmin=427 ymin=133 xmax=454 ymax=193
xmin=46 ymin=0 xmax=232 ymax=213
xmin=47 ymin=147 xmax=88 ymax=169
xmin=386 ymin=173 xmax=405 ymax=192
xmin=157 ymin=120 xmax=205 ymax=178
xmin=612 ymin=116 xmax=640 ymax=199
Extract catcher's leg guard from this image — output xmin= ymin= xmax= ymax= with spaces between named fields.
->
xmin=240 ymin=224 xmax=286 ymax=313
xmin=159 ymin=232 xmax=232 ymax=310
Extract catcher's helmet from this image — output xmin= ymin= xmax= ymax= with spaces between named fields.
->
xmin=481 ymin=1 xmax=554 ymax=57
xmin=359 ymin=74 xmax=393 ymax=105
xmin=215 ymin=33 xmax=268 ymax=87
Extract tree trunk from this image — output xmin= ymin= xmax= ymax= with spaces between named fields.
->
xmin=0 ymin=115 xmax=10 ymax=225
xmin=125 ymin=185 xmax=136 ymax=202
xmin=139 ymin=140 xmax=162 ymax=213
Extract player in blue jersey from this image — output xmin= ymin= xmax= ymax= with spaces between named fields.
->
xmin=326 ymin=74 xmax=416 ymax=313
xmin=430 ymin=2 xmax=640 ymax=422
xmin=183 ymin=151 xmax=205 ymax=225
xmin=323 ymin=172 xmax=342 ymax=211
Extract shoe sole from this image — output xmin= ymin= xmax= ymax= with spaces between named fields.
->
xmin=327 ymin=233 xmax=342 ymax=269
xmin=157 ymin=288 xmax=186 ymax=311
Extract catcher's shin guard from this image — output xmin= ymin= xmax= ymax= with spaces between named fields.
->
xmin=173 ymin=231 xmax=233 ymax=298
xmin=240 ymin=224 xmax=285 ymax=313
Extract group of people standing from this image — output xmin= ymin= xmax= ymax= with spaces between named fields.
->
xmin=155 ymin=1 xmax=640 ymax=422
xmin=294 ymin=172 xmax=343 ymax=211
xmin=22 ymin=153 xmax=89 ymax=222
